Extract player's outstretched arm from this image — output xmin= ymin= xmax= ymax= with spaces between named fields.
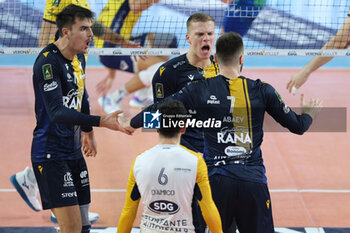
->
xmin=100 ymin=111 xmax=134 ymax=134
xmin=287 ymin=16 xmax=350 ymax=94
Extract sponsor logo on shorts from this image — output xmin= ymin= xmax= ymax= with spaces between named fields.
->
xmin=61 ymin=191 xmax=77 ymax=198
xmin=148 ymin=200 xmax=179 ymax=214
xmin=80 ymin=170 xmax=89 ymax=186
xmin=63 ymin=172 xmax=74 ymax=187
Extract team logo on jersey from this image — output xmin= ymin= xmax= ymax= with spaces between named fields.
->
xmin=159 ymin=67 xmax=165 ymax=76
xmin=143 ymin=110 xmax=161 ymax=129
xmin=148 ymin=200 xmax=179 ymax=214
xmin=187 ymin=74 xmax=194 ymax=81
xmin=155 ymin=83 xmax=164 ymax=98
xmin=42 ymin=64 xmax=53 ymax=80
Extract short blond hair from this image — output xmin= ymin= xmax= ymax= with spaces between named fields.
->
xmin=186 ymin=13 xmax=215 ymax=32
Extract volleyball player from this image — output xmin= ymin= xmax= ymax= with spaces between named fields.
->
xmin=117 ymin=99 xmax=223 ymax=233
xmin=126 ymin=32 xmax=322 ymax=233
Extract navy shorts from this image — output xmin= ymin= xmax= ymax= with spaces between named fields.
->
xmin=32 ymin=157 xmax=91 ymax=210
xmin=209 ymin=175 xmax=274 ymax=233
xmin=99 ymin=33 xmax=148 ymax=72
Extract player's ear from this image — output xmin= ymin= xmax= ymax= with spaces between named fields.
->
xmin=185 ymin=34 xmax=190 ymax=44
xmin=239 ymin=54 xmax=244 ymax=65
xmin=180 ymin=126 xmax=186 ymax=135
xmin=62 ymin=27 xmax=69 ymax=38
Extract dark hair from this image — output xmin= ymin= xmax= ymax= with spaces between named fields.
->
xmin=216 ymin=32 xmax=244 ymax=66
xmin=186 ymin=13 xmax=215 ymax=31
xmin=56 ymin=4 xmax=94 ymax=37
xmin=158 ymin=100 xmax=187 ymax=138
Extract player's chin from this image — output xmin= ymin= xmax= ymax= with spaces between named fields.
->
xmin=80 ymin=46 xmax=89 ymax=54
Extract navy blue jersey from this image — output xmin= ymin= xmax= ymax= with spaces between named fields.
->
xmin=31 ymin=44 xmax=100 ymax=162
xmin=152 ymin=54 xmax=219 ymax=153
xmin=132 ymin=75 xmax=312 ymax=184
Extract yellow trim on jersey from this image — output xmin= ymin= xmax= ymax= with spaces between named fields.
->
xmin=71 ymin=56 xmax=85 ymax=112
xmin=228 ymin=78 xmax=253 ymax=151
xmin=94 ymin=0 xmax=142 ymax=48
xmin=180 ymin=145 xmax=223 ymax=233
xmin=117 ymin=158 xmax=140 ymax=233
xmin=192 ymin=61 xmax=219 ymax=79
xmin=196 ymin=156 xmax=223 ymax=233
xmin=179 ymin=144 xmax=200 ymax=156
xmin=243 ymin=78 xmax=253 ymax=149
xmin=43 ymin=0 xmax=90 ymax=23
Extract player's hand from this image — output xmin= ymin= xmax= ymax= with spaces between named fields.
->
xmin=100 ymin=111 xmax=134 ymax=134
xmin=118 ymin=116 xmax=135 ymax=134
xmin=300 ymin=94 xmax=322 ymax=119
xmin=82 ymin=131 xmax=97 ymax=157
xmin=286 ymin=69 xmax=309 ymax=94
xmin=96 ymin=74 xmax=114 ymax=96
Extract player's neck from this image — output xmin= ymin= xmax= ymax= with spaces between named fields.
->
xmin=54 ymin=38 xmax=76 ymax=60
xmin=186 ymin=52 xmax=211 ymax=68
xmin=158 ymin=135 xmax=181 ymax=145
xmin=219 ymin=65 xmax=240 ymax=79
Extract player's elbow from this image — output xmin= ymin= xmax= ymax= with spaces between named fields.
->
xmin=289 ymin=124 xmax=310 ymax=135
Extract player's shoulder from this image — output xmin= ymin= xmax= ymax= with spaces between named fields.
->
xmin=35 ymin=44 xmax=60 ymax=65
xmin=239 ymin=75 xmax=270 ymax=87
xmin=162 ymin=53 xmax=188 ymax=70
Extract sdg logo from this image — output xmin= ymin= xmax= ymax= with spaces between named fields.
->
xmin=143 ymin=110 xmax=161 ymax=129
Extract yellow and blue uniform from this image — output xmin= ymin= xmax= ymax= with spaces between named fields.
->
xmin=94 ymin=0 xmax=142 ymax=48
xmin=95 ymin=0 xmax=144 ymax=72
xmin=31 ymin=43 xmax=100 ymax=209
xmin=117 ymin=144 xmax=222 ymax=233
xmin=43 ymin=0 xmax=90 ymax=24
xmin=131 ymin=74 xmax=312 ymax=232
xmin=152 ymin=54 xmax=219 ymax=153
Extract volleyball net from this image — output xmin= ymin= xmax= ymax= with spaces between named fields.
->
xmin=0 ymin=0 xmax=349 ymax=56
